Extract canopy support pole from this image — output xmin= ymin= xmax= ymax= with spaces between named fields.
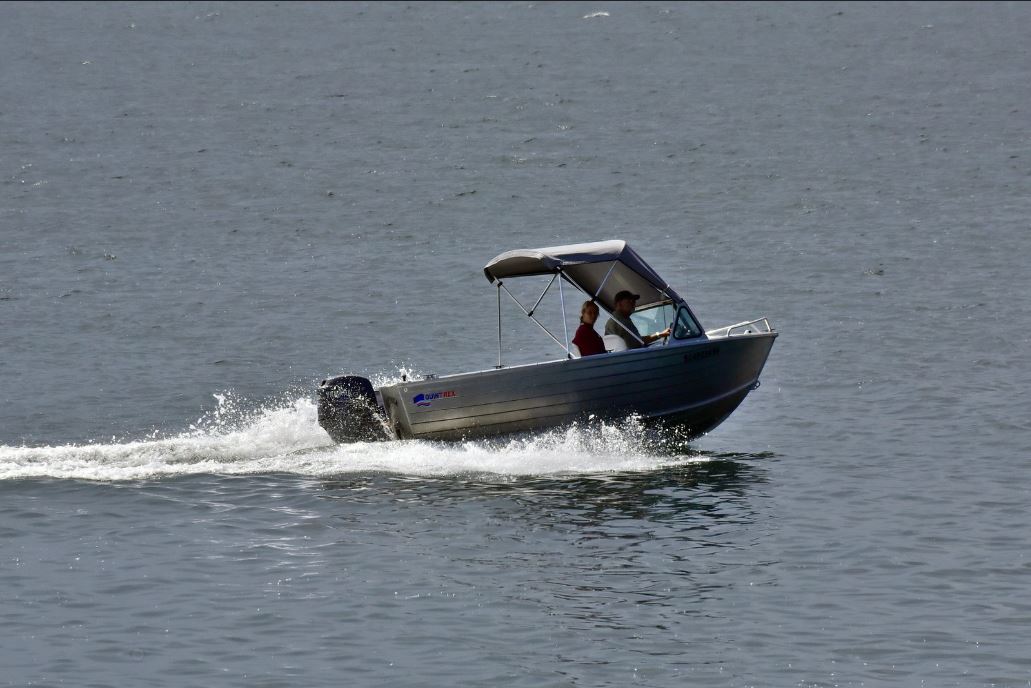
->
xmin=527 ymin=273 xmax=558 ymax=317
xmin=594 ymin=261 xmax=618 ymax=298
xmin=559 ymin=270 xmax=570 ymax=358
xmin=498 ymin=282 xmax=570 ymax=356
xmin=560 ymin=271 xmax=587 ymax=296
xmin=496 ymin=281 xmax=503 ymax=369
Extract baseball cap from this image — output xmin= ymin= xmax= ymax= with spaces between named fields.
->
xmin=614 ymin=290 xmax=641 ymax=303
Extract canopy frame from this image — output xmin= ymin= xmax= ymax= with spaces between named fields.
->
xmin=495 ymin=275 xmax=573 ymax=365
xmin=486 ymin=241 xmax=691 ymax=365
xmin=483 ymin=240 xmax=685 ymax=315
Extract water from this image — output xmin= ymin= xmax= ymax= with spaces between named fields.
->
xmin=2 ymin=2 xmax=1030 ymax=685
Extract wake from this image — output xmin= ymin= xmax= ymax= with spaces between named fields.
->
xmin=0 ymin=392 xmax=704 ymax=482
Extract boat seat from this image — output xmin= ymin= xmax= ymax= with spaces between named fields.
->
xmin=603 ymin=334 xmax=627 ymax=353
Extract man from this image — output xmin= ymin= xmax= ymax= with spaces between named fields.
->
xmin=604 ymin=290 xmax=671 ymax=350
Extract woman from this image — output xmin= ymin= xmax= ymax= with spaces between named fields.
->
xmin=572 ymin=300 xmax=606 ymax=357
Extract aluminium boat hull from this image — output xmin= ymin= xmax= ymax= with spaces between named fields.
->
xmin=376 ymin=332 xmax=776 ymax=441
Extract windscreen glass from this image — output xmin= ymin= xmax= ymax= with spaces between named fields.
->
xmin=630 ymin=303 xmax=675 ymax=338
xmin=673 ymin=307 xmax=702 ymax=339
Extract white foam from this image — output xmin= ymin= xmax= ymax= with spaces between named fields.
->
xmin=0 ymin=393 xmax=702 ymax=482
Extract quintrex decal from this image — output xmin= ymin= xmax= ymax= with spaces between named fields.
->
xmin=412 ymin=390 xmax=457 ymax=407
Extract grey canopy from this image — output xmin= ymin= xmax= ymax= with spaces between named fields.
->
xmin=483 ymin=240 xmax=683 ymax=311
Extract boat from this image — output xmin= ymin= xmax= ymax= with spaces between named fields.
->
xmin=317 ymin=240 xmax=777 ymax=443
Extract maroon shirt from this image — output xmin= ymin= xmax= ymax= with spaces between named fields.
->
xmin=572 ymin=322 xmax=606 ymax=357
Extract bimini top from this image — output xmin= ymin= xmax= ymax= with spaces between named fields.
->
xmin=483 ymin=240 xmax=683 ymax=312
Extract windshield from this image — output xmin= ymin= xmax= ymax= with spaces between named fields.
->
xmin=672 ymin=306 xmax=702 ymax=339
xmin=630 ymin=303 xmax=675 ymax=338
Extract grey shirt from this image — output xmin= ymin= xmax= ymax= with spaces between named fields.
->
xmin=604 ymin=314 xmax=644 ymax=349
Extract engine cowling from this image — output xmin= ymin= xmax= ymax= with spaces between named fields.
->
xmin=317 ymin=375 xmax=390 ymax=443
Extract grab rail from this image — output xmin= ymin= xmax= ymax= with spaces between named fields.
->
xmin=705 ymin=317 xmax=773 ymax=338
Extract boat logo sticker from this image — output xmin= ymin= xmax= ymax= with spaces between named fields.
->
xmin=413 ymin=390 xmax=457 ymax=407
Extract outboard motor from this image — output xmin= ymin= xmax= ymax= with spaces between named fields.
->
xmin=317 ymin=375 xmax=390 ymax=443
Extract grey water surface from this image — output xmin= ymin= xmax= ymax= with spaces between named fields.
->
xmin=2 ymin=2 xmax=1030 ymax=686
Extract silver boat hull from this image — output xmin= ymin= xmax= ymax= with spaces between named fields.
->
xmin=376 ymin=333 xmax=776 ymax=442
